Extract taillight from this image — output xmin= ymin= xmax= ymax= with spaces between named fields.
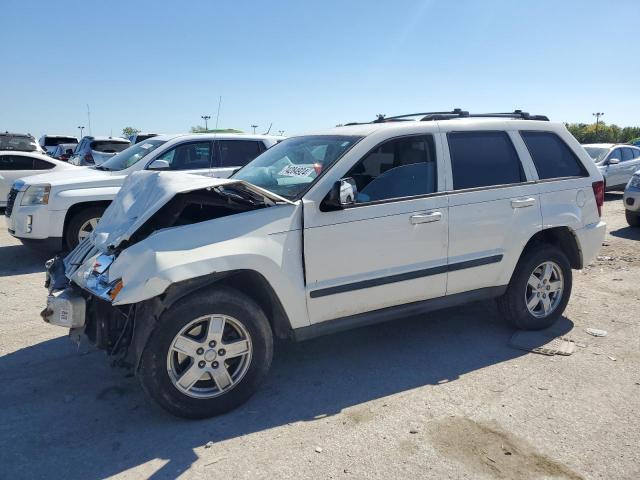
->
xmin=83 ymin=153 xmax=94 ymax=164
xmin=592 ymin=180 xmax=604 ymax=217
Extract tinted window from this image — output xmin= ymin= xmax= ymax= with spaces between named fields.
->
xmin=32 ymin=158 xmax=54 ymax=170
xmin=608 ymin=149 xmax=622 ymax=162
xmin=44 ymin=136 xmax=77 ymax=146
xmin=448 ymin=131 xmax=523 ymax=189
xmin=216 ymin=140 xmax=263 ymax=168
xmin=345 ymin=135 xmax=437 ymax=203
xmin=156 ymin=141 xmax=212 ymax=170
xmin=90 ymin=141 xmax=129 ymax=153
xmin=621 ymin=148 xmax=635 ymax=162
xmin=520 ymin=131 xmax=587 ymax=179
xmin=633 ymin=149 xmax=640 ymax=159
xmin=0 ymin=155 xmax=36 ymax=170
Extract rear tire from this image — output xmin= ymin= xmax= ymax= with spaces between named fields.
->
xmin=497 ymin=245 xmax=572 ymax=330
xmin=139 ymin=287 xmax=273 ymax=419
xmin=64 ymin=207 xmax=106 ymax=249
xmin=626 ymin=210 xmax=640 ymax=227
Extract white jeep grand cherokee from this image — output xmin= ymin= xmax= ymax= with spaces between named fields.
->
xmin=42 ymin=110 xmax=606 ymax=418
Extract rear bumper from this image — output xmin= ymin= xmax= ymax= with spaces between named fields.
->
xmin=575 ymin=221 xmax=606 ymax=267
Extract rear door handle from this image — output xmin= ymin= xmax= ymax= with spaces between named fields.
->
xmin=511 ymin=198 xmax=536 ymax=208
xmin=410 ymin=211 xmax=442 ymax=224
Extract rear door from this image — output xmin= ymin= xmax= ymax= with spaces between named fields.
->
xmin=444 ymin=129 xmax=542 ymax=295
xmin=211 ymin=140 xmax=265 ymax=178
xmin=304 ymin=134 xmax=448 ymax=324
xmin=0 ymin=155 xmax=48 ymax=201
xmin=620 ymin=148 xmax=640 ymax=184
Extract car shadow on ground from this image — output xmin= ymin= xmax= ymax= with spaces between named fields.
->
xmin=610 ymin=225 xmax=640 ymax=241
xmin=0 ymin=243 xmax=53 ymax=276
xmin=0 ymin=302 xmax=574 ymax=479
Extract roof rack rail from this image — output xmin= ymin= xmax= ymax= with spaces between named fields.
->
xmin=343 ymin=108 xmax=549 ymax=125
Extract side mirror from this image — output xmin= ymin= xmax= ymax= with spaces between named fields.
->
xmin=324 ymin=177 xmax=358 ymax=209
xmin=148 ymin=159 xmax=170 ymax=170
xmin=608 ymin=157 xmax=620 ymax=165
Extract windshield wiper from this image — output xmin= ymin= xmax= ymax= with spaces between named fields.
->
xmin=215 ymin=186 xmax=273 ymax=207
xmin=93 ymin=165 xmax=111 ymax=171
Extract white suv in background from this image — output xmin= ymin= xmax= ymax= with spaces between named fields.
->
xmin=6 ymin=133 xmax=282 ymax=249
xmin=42 ymin=110 xmax=606 ymax=418
xmin=583 ymin=143 xmax=640 ymax=190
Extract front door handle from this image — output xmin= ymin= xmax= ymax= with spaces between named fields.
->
xmin=511 ymin=197 xmax=536 ymax=208
xmin=410 ymin=211 xmax=442 ymax=224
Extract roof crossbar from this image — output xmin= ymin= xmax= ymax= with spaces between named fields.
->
xmin=345 ymin=109 xmax=549 ymax=125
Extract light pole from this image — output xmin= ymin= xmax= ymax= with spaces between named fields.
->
xmin=201 ymin=115 xmax=211 ymax=131
xmin=251 ymin=124 xmax=258 ymax=134
xmin=278 ymin=130 xmax=285 ymax=136
xmin=78 ymin=126 xmax=85 ymax=138
xmin=592 ymin=112 xmax=604 ymax=139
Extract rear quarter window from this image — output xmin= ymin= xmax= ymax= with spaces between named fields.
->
xmin=447 ymin=131 xmax=524 ymax=190
xmin=520 ymin=131 xmax=587 ymax=179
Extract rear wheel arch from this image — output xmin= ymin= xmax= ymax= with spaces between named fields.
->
xmin=521 ymin=226 xmax=582 ymax=270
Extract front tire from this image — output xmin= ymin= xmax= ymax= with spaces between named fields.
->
xmin=626 ymin=210 xmax=640 ymax=227
xmin=498 ymin=245 xmax=572 ymax=330
xmin=139 ymin=287 xmax=273 ymax=419
xmin=65 ymin=207 xmax=106 ymax=249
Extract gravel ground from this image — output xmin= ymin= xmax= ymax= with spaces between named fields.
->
xmin=0 ymin=194 xmax=638 ymax=480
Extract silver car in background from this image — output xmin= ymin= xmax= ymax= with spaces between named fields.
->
xmin=583 ymin=143 xmax=640 ymax=190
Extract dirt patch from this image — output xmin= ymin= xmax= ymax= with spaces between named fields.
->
xmin=427 ymin=417 xmax=583 ymax=479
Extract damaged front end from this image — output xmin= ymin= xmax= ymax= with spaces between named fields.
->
xmin=41 ymin=170 xmax=292 ymax=368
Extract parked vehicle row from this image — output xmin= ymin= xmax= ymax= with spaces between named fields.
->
xmin=39 ymin=135 xmax=78 ymax=154
xmin=5 ymin=133 xmax=281 ymax=248
xmin=36 ymin=110 xmax=607 ymax=418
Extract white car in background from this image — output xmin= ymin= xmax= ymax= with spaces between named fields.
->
xmin=583 ymin=143 xmax=640 ymax=190
xmin=1 ymin=151 xmax=77 ymax=208
xmin=6 ymin=133 xmax=282 ymax=249
xmin=39 ymin=135 xmax=79 ymax=154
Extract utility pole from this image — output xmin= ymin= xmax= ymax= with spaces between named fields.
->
xmin=592 ymin=112 xmax=604 ymax=139
xmin=78 ymin=126 xmax=85 ymax=138
xmin=251 ymin=124 xmax=258 ymax=134
xmin=201 ymin=115 xmax=211 ymax=131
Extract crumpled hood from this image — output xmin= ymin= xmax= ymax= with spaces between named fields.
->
xmin=92 ymin=170 xmax=294 ymax=251
xmin=20 ymin=166 xmax=115 ymax=189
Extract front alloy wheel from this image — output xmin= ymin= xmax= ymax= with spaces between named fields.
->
xmin=167 ymin=315 xmax=252 ymax=398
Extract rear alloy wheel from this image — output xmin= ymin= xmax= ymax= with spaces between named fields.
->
xmin=498 ymin=245 xmax=572 ymax=330
xmin=139 ymin=287 xmax=273 ymax=418
xmin=626 ymin=209 xmax=640 ymax=227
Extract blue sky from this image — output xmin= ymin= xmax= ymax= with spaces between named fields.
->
xmin=1 ymin=0 xmax=638 ymax=138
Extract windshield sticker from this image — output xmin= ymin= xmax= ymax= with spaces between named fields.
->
xmin=140 ymin=143 xmax=153 ymax=149
xmin=278 ymin=165 xmax=315 ymax=177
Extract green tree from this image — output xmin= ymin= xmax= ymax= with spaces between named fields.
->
xmin=565 ymin=122 xmax=640 ymax=144
xmin=122 ymin=127 xmax=141 ymax=138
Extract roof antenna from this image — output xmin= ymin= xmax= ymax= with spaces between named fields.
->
xmin=262 ymin=123 xmax=272 ymax=135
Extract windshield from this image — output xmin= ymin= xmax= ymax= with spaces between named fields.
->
xmin=232 ymin=135 xmax=361 ymax=200
xmin=0 ymin=134 xmax=39 ymax=152
xmin=584 ymin=147 xmax=609 ymax=163
xmin=97 ymin=139 xmax=167 ymax=171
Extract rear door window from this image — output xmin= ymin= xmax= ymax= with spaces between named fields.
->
xmin=520 ymin=131 xmax=587 ymax=179
xmin=90 ymin=141 xmax=129 ymax=153
xmin=216 ymin=140 xmax=263 ymax=168
xmin=447 ymin=131 xmax=524 ymax=190
xmin=621 ymin=148 xmax=635 ymax=162
xmin=32 ymin=158 xmax=55 ymax=170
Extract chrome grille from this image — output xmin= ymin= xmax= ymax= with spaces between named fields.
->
xmin=5 ymin=188 xmax=18 ymax=217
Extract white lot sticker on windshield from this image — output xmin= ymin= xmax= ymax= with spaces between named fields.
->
xmin=140 ymin=143 xmax=153 ymax=149
xmin=279 ymin=165 xmax=315 ymax=177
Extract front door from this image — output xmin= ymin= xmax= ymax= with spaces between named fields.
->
xmin=303 ymin=134 xmax=448 ymax=324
